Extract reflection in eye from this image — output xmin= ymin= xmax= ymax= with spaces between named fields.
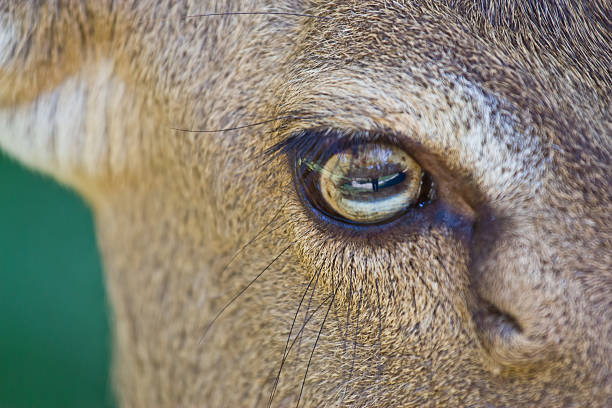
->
xmin=298 ymin=142 xmax=436 ymax=225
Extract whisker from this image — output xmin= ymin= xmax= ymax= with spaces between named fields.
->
xmin=254 ymin=283 xmax=331 ymax=408
xmin=268 ymin=267 xmax=320 ymax=407
xmin=341 ymin=288 xmax=363 ymax=404
xmin=186 ymin=11 xmax=332 ymax=20
xmin=266 ymin=280 xmax=336 ymax=407
xmin=327 ymin=247 xmax=346 ymax=331
xmin=254 ymin=365 xmax=277 ymax=408
xmin=295 ymin=283 xmax=340 ymax=408
xmin=294 ymin=259 xmax=322 ymax=371
xmin=375 ymin=278 xmax=383 ymax=382
xmin=342 ymin=268 xmax=354 ymax=366
xmin=218 ymin=199 xmax=289 ymax=280
xmin=296 ymin=248 xmax=346 ymax=369
xmin=199 ymin=243 xmax=294 ymax=344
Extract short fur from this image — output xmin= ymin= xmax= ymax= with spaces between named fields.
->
xmin=1 ymin=1 xmax=610 ymax=406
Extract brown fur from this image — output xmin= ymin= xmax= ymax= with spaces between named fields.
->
xmin=1 ymin=1 xmax=610 ymax=406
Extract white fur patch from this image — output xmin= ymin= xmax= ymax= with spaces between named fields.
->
xmin=0 ymin=61 xmax=131 ymax=187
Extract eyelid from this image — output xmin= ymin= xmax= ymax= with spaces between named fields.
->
xmin=267 ymin=128 xmax=395 ymax=163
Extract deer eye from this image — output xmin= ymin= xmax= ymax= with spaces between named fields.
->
xmin=297 ymin=142 xmax=436 ymax=225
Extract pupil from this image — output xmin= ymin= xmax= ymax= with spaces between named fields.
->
xmin=342 ymin=171 xmax=406 ymax=193
xmin=378 ymin=171 xmax=406 ymax=189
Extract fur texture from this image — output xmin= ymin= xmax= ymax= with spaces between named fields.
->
xmin=1 ymin=1 xmax=610 ymax=406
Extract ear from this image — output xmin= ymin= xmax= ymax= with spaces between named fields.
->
xmin=0 ymin=2 xmax=144 ymax=193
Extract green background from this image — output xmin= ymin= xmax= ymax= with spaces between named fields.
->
xmin=0 ymin=153 xmax=115 ymax=408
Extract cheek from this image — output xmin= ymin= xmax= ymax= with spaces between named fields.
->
xmin=285 ymin=195 xmax=475 ymax=345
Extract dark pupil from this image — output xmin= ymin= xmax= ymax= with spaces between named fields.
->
xmin=341 ymin=171 xmax=406 ymax=193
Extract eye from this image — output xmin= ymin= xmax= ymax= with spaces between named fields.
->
xmin=296 ymin=140 xmax=436 ymax=225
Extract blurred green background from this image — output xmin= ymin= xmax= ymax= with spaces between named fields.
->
xmin=0 ymin=153 xmax=115 ymax=408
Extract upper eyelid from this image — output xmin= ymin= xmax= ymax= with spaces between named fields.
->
xmin=265 ymin=128 xmax=398 ymax=163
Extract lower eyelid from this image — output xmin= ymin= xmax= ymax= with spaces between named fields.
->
xmin=289 ymin=186 xmax=474 ymax=259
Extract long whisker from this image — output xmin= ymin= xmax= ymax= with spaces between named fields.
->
xmin=217 ymin=199 xmax=289 ymax=280
xmin=254 ymin=366 xmax=279 ymax=408
xmin=266 ymin=280 xmax=336 ymax=407
xmin=342 ymin=267 xmax=354 ymax=381
xmin=288 ymin=285 xmax=334 ymax=355
xmin=268 ymin=267 xmax=320 ymax=407
xmin=199 ymin=243 xmax=294 ymax=344
xmin=341 ymin=288 xmax=363 ymax=403
xmin=326 ymin=248 xmax=347 ymax=335
xmin=187 ymin=11 xmax=331 ymax=20
xmin=375 ymin=278 xmax=383 ymax=382
xmin=295 ymin=260 xmax=322 ymax=370
xmin=295 ymin=283 xmax=340 ymax=408
xmin=254 ymin=283 xmax=331 ymax=408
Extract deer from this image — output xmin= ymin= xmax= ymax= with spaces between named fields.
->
xmin=0 ymin=1 xmax=610 ymax=406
